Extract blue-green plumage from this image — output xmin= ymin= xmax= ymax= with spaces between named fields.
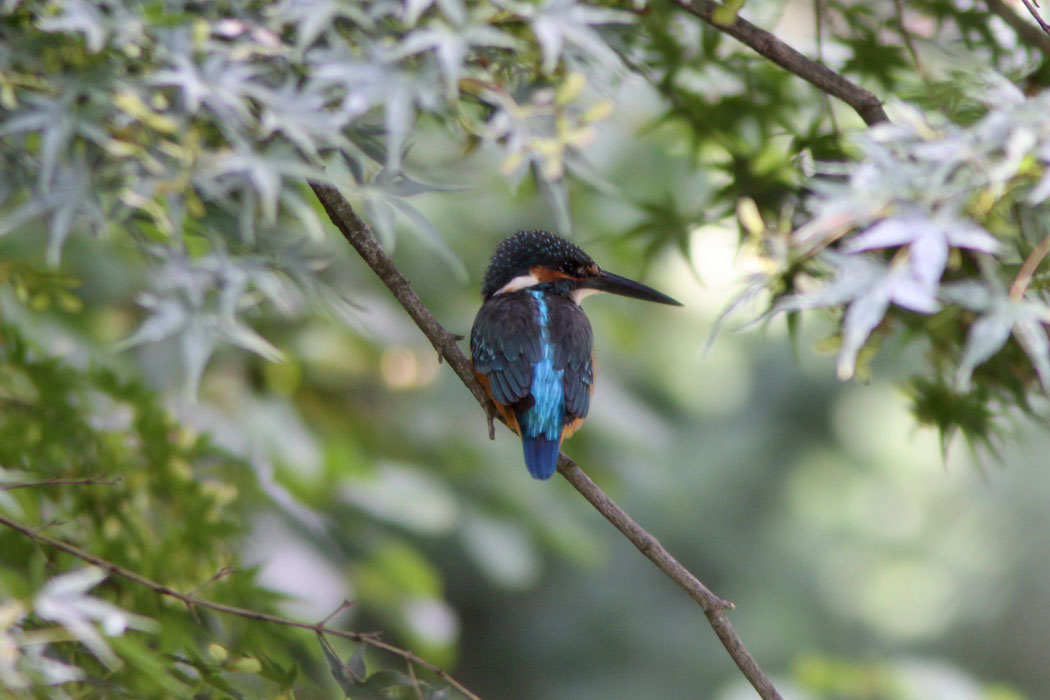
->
xmin=518 ymin=290 xmax=566 ymax=479
xmin=471 ymin=230 xmax=681 ymax=481
xmin=471 ymin=288 xmax=593 ymax=479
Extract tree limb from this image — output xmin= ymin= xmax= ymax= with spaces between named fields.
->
xmin=672 ymin=0 xmax=890 ymax=126
xmin=309 ymin=181 xmax=785 ymax=700
xmin=985 ymin=0 xmax=1050 ymax=51
xmin=0 ymin=475 xmax=122 ymax=490
xmin=0 ymin=513 xmax=482 ymax=700
xmin=1019 ymin=0 xmax=1050 ymax=39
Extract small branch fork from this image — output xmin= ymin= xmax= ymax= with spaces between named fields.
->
xmin=0 ymin=513 xmax=482 ymax=700
xmin=309 ymin=182 xmax=785 ymax=700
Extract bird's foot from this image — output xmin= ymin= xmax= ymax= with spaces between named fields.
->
xmin=485 ymin=405 xmax=496 ymax=440
xmin=436 ymin=332 xmax=465 ymax=365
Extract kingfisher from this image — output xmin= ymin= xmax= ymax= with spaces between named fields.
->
xmin=470 ymin=230 xmax=682 ymax=480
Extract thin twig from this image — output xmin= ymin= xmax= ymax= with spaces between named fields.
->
xmin=320 ymin=599 xmax=356 ymax=627
xmin=1 ymin=475 xmax=123 ymax=491
xmin=1010 ymin=233 xmax=1050 ymax=300
xmin=1020 ymin=0 xmax=1050 ymax=38
xmin=0 ymin=513 xmax=482 ymax=700
xmin=672 ymin=0 xmax=889 ymax=126
xmin=187 ymin=565 xmax=237 ymax=597
xmin=891 ymin=0 xmax=927 ymax=80
xmin=984 ymin=0 xmax=1050 ymax=52
xmin=814 ymin=0 xmax=825 ymax=59
xmin=406 ymin=657 xmax=426 ymax=700
xmin=185 ymin=565 xmax=237 ymax=627
xmin=309 ymin=181 xmax=784 ymax=700
xmin=813 ymin=0 xmax=841 ymax=134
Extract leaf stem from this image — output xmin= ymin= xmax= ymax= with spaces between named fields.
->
xmin=1010 ymin=233 xmax=1050 ymax=300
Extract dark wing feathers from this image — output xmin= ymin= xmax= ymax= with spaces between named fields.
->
xmin=471 ymin=292 xmax=594 ymax=424
xmin=471 ymin=293 xmax=541 ymax=407
xmin=547 ymin=296 xmax=594 ymax=422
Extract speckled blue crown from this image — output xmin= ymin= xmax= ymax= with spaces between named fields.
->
xmin=481 ymin=230 xmax=594 ymax=299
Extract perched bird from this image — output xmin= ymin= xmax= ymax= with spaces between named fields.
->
xmin=470 ymin=230 xmax=682 ymax=480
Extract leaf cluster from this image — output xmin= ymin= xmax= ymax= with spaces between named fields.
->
xmin=0 ymin=323 xmax=308 ymax=697
xmin=0 ymin=0 xmax=633 ymax=395
xmin=761 ymin=92 xmax=1050 ymax=453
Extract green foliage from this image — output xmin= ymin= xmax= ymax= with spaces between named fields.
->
xmin=759 ymin=95 xmax=1050 ymax=450
xmin=792 ymin=653 xmax=1025 ymax=700
xmin=3 ymin=0 xmax=1050 ymax=697
xmin=1 ymin=0 xmax=627 ymax=396
xmin=0 ymin=323 xmax=308 ymax=697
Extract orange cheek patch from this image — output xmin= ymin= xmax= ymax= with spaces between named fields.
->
xmin=530 ymin=267 xmax=577 ymax=283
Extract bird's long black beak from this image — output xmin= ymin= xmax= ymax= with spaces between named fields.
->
xmin=582 ymin=270 xmax=683 ymax=306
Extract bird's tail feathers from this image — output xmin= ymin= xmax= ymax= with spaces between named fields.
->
xmin=522 ymin=434 xmax=561 ymax=480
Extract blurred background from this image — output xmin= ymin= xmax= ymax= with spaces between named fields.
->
xmin=3 ymin=1 xmax=1050 ymax=697
xmin=6 ymin=77 xmax=1045 ymax=700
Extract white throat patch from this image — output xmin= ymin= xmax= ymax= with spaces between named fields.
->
xmin=494 ymin=273 xmax=600 ymax=305
xmin=494 ymin=273 xmax=541 ymax=295
xmin=570 ymin=287 xmax=600 ymax=305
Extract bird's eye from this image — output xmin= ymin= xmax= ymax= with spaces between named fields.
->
xmin=560 ymin=261 xmax=586 ymax=276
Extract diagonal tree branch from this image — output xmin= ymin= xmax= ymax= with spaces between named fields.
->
xmin=672 ymin=0 xmax=890 ymax=126
xmin=1 ymin=475 xmax=122 ymax=490
xmin=309 ymin=181 xmax=785 ymax=700
xmin=984 ymin=0 xmax=1050 ymax=53
xmin=0 ymin=513 xmax=482 ymax=700
xmin=1019 ymin=0 xmax=1050 ymax=39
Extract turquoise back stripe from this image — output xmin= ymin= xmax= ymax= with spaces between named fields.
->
xmin=521 ymin=290 xmax=564 ymax=441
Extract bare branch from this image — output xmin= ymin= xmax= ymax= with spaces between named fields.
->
xmin=985 ymin=0 xmax=1050 ymax=52
xmin=1 ymin=475 xmax=123 ymax=491
xmin=309 ymin=181 xmax=785 ymax=700
xmin=0 ymin=513 xmax=482 ymax=700
xmin=307 ymin=183 xmax=487 ymax=408
xmin=1020 ymin=0 xmax=1050 ymax=39
xmin=672 ymin=0 xmax=889 ymax=126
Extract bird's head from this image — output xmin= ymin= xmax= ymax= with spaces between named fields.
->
xmin=481 ymin=230 xmax=682 ymax=306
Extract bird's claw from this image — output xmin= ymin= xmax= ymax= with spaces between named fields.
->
xmin=437 ymin=332 xmax=466 ymax=365
xmin=485 ymin=406 xmax=496 ymax=440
